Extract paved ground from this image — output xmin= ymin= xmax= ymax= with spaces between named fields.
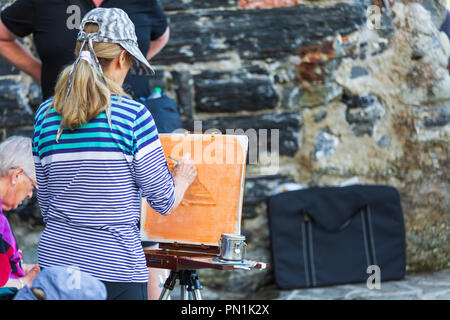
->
xmin=22 ymin=247 xmax=449 ymax=300
xmin=193 ymin=269 xmax=450 ymax=300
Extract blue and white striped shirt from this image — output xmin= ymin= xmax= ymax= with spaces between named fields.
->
xmin=32 ymin=94 xmax=175 ymax=282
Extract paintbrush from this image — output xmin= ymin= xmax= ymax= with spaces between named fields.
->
xmin=168 ymin=155 xmax=179 ymax=163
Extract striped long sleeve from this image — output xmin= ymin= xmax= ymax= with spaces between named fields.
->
xmin=32 ymin=95 xmax=174 ymax=282
xmin=132 ymin=105 xmax=175 ymax=215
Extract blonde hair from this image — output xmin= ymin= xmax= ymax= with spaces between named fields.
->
xmin=51 ymin=23 xmax=133 ymax=130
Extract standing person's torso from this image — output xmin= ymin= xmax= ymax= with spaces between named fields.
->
xmin=32 ymin=94 xmax=165 ymax=282
xmin=26 ymin=0 xmax=156 ymax=100
xmin=33 ymin=94 xmax=146 ymax=228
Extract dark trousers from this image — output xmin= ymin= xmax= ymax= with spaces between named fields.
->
xmin=101 ymin=281 xmax=148 ymax=300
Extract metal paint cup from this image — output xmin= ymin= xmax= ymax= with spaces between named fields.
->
xmin=218 ymin=233 xmax=247 ymax=262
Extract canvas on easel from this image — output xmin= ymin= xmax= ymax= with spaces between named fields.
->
xmin=140 ymin=133 xmax=248 ymax=246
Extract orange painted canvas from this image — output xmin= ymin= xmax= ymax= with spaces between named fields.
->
xmin=140 ymin=133 xmax=248 ymax=246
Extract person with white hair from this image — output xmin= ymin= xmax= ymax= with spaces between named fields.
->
xmin=0 ymin=136 xmax=40 ymax=289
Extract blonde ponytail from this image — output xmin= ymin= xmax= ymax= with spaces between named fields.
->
xmin=51 ymin=23 xmax=133 ymax=131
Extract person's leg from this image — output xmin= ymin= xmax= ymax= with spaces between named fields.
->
xmin=143 ymin=243 xmax=170 ymax=300
xmin=148 ymin=267 xmax=171 ymax=300
xmin=101 ymin=281 xmax=148 ymax=300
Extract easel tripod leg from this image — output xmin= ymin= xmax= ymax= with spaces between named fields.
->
xmin=159 ymin=270 xmax=178 ymax=300
xmin=180 ymin=285 xmax=188 ymax=300
xmin=179 ymin=271 xmax=190 ymax=300
xmin=189 ymin=270 xmax=203 ymax=300
xmin=186 ymin=283 xmax=195 ymax=300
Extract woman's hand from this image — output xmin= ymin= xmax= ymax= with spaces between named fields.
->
xmin=3 ymin=264 xmax=40 ymax=289
xmin=172 ymin=153 xmax=197 ymax=188
xmin=22 ymin=264 xmax=40 ymax=287
xmin=22 ymin=264 xmax=39 ymax=275
xmin=167 ymin=153 xmax=197 ymax=214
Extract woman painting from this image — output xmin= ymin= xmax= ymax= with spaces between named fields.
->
xmin=32 ymin=8 xmax=196 ymax=300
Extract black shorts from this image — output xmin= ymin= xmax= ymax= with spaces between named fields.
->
xmin=101 ymin=281 xmax=148 ymax=300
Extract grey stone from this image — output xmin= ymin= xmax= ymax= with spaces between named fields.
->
xmin=153 ymin=3 xmax=367 ymax=64
xmin=243 ymin=175 xmax=293 ymax=206
xmin=281 ymin=87 xmax=302 ymax=110
xmin=349 ymin=122 xmax=375 ymax=137
xmin=0 ymin=56 xmax=19 ymax=76
xmin=172 ymin=70 xmax=194 ymax=118
xmin=377 ymin=8 xmax=396 ymax=39
xmin=418 ymin=106 xmax=450 ymax=128
xmin=377 ymin=135 xmax=391 ymax=148
xmin=417 ymin=0 xmax=447 ymax=28
xmin=298 ymin=83 xmax=343 ymax=108
xmin=243 ymin=205 xmax=258 ymax=220
xmin=27 ymin=82 xmax=43 ymax=112
xmin=312 ymin=129 xmax=339 ymax=160
xmin=343 ymin=93 xmax=386 ymax=137
xmin=412 ymin=36 xmax=441 ymax=60
xmin=314 ymin=110 xmax=328 ymax=123
xmin=6 ymin=127 xmax=34 ymax=138
xmin=342 ymin=93 xmax=379 ymax=110
xmin=359 ymin=47 xmax=367 ymax=60
xmin=194 ymin=68 xmax=279 ymax=112
xmin=346 ymin=102 xmax=385 ymax=123
xmin=350 ymin=66 xmax=370 ymax=79
xmin=182 ymin=112 xmax=302 ymax=157
xmin=0 ymin=79 xmax=34 ymax=128
xmin=161 ymin=0 xmax=237 ymax=11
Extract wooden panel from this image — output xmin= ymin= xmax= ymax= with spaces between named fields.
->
xmin=140 ymin=133 xmax=248 ymax=246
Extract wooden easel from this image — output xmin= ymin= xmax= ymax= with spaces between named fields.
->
xmin=140 ymin=134 xmax=265 ymax=299
xmin=144 ymin=242 xmax=268 ymax=300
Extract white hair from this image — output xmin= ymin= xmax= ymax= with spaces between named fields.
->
xmin=0 ymin=136 xmax=35 ymax=179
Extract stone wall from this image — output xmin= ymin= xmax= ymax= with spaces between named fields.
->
xmin=0 ymin=0 xmax=448 ymax=295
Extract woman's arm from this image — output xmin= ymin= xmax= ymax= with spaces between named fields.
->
xmin=0 ymin=19 xmax=41 ymax=82
xmin=165 ymin=153 xmax=196 ymax=215
xmin=2 ymin=265 xmax=40 ymax=289
xmin=3 ymin=278 xmax=22 ymax=289
xmin=132 ymin=106 xmax=196 ymax=215
xmin=146 ymin=26 xmax=170 ymax=60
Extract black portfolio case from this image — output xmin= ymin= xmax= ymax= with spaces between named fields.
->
xmin=268 ymin=185 xmax=406 ymax=289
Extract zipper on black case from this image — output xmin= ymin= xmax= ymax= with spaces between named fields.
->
xmin=362 ymin=205 xmax=377 ymax=266
xmin=302 ymin=213 xmax=314 ymax=287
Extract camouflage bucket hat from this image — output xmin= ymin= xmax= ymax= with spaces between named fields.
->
xmin=78 ymin=7 xmax=155 ymax=76
xmin=58 ymin=7 xmax=155 ymax=142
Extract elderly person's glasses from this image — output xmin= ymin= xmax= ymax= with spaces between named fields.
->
xmin=23 ymin=171 xmax=38 ymax=193
xmin=10 ymin=167 xmax=38 ymax=193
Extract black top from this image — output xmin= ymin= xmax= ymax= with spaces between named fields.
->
xmin=1 ymin=0 xmax=168 ymax=100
